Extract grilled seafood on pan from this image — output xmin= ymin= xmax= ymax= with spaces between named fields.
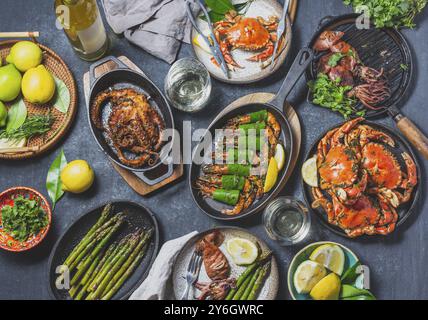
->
xmin=195 ymin=109 xmax=284 ymax=216
xmin=212 ymin=10 xmax=281 ymax=68
xmin=310 ymin=118 xmax=418 ymax=238
xmin=90 ymin=88 xmax=166 ymax=168
xmin=311 ymin=30 xmax=391 ymax=113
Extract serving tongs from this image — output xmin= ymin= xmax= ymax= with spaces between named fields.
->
xmin=185 ymin=0 xmax=229 ymax=78
xmin=270 ymin=0 xmax=291 ymax=70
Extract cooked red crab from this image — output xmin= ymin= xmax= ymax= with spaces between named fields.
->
xmin=212 ymin=11 xmax=279 ymax=67
xmin=317 ymin=117 xmax=368 ymax=205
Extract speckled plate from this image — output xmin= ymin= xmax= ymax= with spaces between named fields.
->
xmin=192 ymin=0 xmax=292 ymax=84
xmin=287 ymin=241 xmax=359 ymax=300
xmin=172 ymin=227 xmax=279 ymax=300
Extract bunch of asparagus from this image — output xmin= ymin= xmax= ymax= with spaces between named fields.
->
xmin=225 ymin=251 xmax=272 ymax=300
xmin=58 ymin=204 xmax=153 ymax=300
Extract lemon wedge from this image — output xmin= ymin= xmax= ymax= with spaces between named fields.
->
xmin=302 ymin=156 xmax=318 ymax=187
xmin=193 ymin=32 xmax=212 ymax=54
xmin=310 ymin=273 xmax=341 ymax=300
xmin=226 ymin=238 xmax=259 ymax=265
xmin=274 ymin=143 xmax=286 ymax=171
xmin=293 ymin=260 xmax=327 ymax=294
xmin=309 ymin=244 xmax=345 ymax=276
xmin=264 ymin=157 xmax=279 ymax=193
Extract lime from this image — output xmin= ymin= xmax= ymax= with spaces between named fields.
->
xmin=0 ymin=64 xmax=22 ymax=102
xmin=293 ymin=260 xmax=327 ymax=294
xmin=6 ymin=41 xmax=43 ymax=72
xmin=274 ymin=143 xmax=286 ymax=171
xmin=226 ymin=238 xmax=259 ymax=265
xmin=302 ymin=156 xmax=318 ymax=187
xmin=264 ymin=157 xmax=279 ymax=193
xmin=309 ymin=244 xmax=345 ymax=275
xmin=61 ymin=160 xmax=95 ymax=194
xmin=22 ymin=65 xmax=55 ymax=104
xmin=0 ymin=101 xmax=7 ymax=127
xmin=310 ymin=273 xmax=341 ymax=300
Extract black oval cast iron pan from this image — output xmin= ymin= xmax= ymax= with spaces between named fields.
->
xmin=87 ymin=56 xmax=175 ymax=185
xmin=189 ymin=48 xmax=314 ymax=220
xmin=47 ymin=201 xmax=160 ymax=300
xmin=302 ymin=120 xmax=421 ymax=238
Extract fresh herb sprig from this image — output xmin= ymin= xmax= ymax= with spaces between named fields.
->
xmin=308 ymin=73 xmax=364 ymax=119
xmin=200 ymin=0 xmax=254 ymax=23
xmin=343 ymin=0 xmax=427 ymax=28
xmin=0 ymin=114 xmax=53 ymax=141
xmin=1 ymin=195 xmax=48 ymax=242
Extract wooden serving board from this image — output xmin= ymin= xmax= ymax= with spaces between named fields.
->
xmin=217 ymin=93 xmax=301 ymax=187
xmin=83 ymin=56 xmax=183 ymax=196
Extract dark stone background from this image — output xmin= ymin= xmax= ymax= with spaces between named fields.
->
xmin=0 ymin=0 xmax=427 ymax=300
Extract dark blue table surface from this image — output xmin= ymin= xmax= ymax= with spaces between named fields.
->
xmin=0 ymin=0 xmax=427 ymax=300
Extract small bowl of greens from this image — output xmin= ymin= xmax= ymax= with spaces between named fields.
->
xmin=0 ymin=187 xmax=51 ymax=252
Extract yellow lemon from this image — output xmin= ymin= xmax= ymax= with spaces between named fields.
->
xmin=302 ymin=156 xmax=318 ymax=187
xmin=61 ymin=160 xmax=95 ymax=194
xmin=309 ymin=244 xmax=345 ymax=275
xmin=310 ymin=273 xmax=341 ymax=300
xmin=293 ymin=260 xmax=327 ymax=294
xmin=0 ymin=64 xmax=22 ymax=102
xmin=264 ymin=157 xmax=279 ymax=193
xmin=6 ymin=41 xmax=43 ymax=72
xmin=274 ymin=143 xmax=286 ymax=171
xmin=22 ymin=65 xmax=55 ymax=104
xmin=226 ymin=238 xmax=259 ymax=265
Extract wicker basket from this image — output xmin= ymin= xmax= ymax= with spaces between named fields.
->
xmin=0 ymin=40 xmax=77 ymax=160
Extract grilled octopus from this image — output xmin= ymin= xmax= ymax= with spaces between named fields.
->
xmin=196 ymin=231 xmax=230 ymax=280
xmin=91 ymin=88 xmax=165 ymax=168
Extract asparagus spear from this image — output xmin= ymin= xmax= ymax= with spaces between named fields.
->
xmin=72 ymin=217 xmax=124 ymax=288
xmin=241 ymin=267 xmax=262 ymax=300
xmin=104 ymin=230 xmax=152 ymax=293
xmin=92 ymin=235 xmax=140 ymax=299
xmin=81 ymin=243 xmax=116 ymax=287
xmin=64 ymin=204 xmax=112 ymax=266
xmin=247 ymin=261 xmax=271 ymax=300
xmin=232 ymin=272 xmax=253 ymax=300
xmin=70 ymin=252 xmax=102 ymax=299
xmin=100 ymin=241 xmax=148 ymax=300
xmin=225 ymin=251 xmax=272 ymax=300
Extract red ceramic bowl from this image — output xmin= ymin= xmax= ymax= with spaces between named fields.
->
xmin=0 ymin=187 xmax=52 ymax=252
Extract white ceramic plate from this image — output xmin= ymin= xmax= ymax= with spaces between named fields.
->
xmin=191 ymin=0 xmax=292 ymax=84
xmin=172 ymin=227 xmax=279 ymax=300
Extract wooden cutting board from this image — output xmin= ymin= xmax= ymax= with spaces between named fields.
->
xmin=83 ymin=56 xmax=183 ymax=196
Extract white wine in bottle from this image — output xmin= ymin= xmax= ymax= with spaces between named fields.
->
xmin=55 ymin=0 xmax=109 ymax=61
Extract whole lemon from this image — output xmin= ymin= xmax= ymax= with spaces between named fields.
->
xmin=0 ymin=64 xmax=22 ymax=102
xmin=0 ymin=101 xmax=7 ymax=127
xmin=60 ymin=160 xmax=95 ymax=194
xmin=6 ymin=41 xmax=43 ymax=72
xmin=310 ymin=273 xmax=341 ymax=300
xmin=22 ymin=65 xmax=56 ymax=104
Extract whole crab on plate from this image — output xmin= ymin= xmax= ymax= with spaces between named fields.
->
xmin=302 ymin=118 xmax=420 ymax=238
xmin=191 ymin=0 xmax=292 ymax=84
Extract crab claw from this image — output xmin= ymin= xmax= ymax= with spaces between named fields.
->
xmin=247 ymin=42 xmax=274 ymax=62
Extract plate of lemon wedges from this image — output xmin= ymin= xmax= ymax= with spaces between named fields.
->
xmin=287 ymin=242 xmax=376 ymax=300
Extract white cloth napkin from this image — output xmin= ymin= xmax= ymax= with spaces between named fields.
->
xmin=129 ymin=231 xmax=198 ymax=300
xmin=102 ymin=0 xmax=197 ymax=63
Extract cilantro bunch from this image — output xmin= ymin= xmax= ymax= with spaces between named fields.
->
xmin=343 ymin=0 xmax=427 ymax=28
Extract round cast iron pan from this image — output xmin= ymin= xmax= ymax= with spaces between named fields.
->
xmin=302 ymin=120 xmax=421 ymax=238
xmin=87 ymin=56 xmax=175 ymax=174
xmin=306 ymin=14 xmax=413 ymax=118
xmin=48 ymin=201 xmax=160 ymax=300
xmin=189 ymin=103 xmax=294 ymax=221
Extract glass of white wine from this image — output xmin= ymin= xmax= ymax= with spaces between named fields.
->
xmin=165 ymin=58 xmax=211 ymax=112
xmin=263 ymin=197 xmax=311 ymax=246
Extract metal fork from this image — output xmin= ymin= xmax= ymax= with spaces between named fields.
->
xmin=270 ymin=0 xmax=291 ymax=70
xmin=181 ymin=250 xmax=202 ymax=300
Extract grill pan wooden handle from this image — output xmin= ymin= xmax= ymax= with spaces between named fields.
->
xmin=395 ymin=115 xmax=428 ymax=160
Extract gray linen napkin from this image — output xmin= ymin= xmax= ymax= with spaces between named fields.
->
xmin=102 ymin=0 xmax=197 ymax=63
xmin=129 ymin=231 xmax=198 ymax=300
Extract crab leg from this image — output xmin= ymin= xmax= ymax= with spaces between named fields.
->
xmin=247 ymin=41 xmax=274 ymax=62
